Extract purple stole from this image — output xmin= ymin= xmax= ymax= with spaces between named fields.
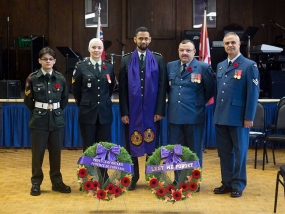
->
xmin=128 ymin=49 xmax=159 ymax=157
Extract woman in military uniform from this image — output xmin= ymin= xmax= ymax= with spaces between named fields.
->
xmin=72 ymin=38 xmax=115 ymax=181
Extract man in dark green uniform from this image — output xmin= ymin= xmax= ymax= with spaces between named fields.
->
xmin=24 ymin=47 xmax=71 ymax=196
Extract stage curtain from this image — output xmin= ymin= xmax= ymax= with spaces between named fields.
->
xmin=0 ymin=102 xmax=278 ymax=148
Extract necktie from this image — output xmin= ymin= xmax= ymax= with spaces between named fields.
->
xmin=95 ymin=63 xmax=100 ymax=72
xmin=181 ymin=64 xmax=186 ymax=75
xmin=140 ymin=54 xmax=144 ymax=66
xmin=46 ymin=73 xmax=50 ymax=80
xmin=228 ymin=61 xmax=232 ymax=68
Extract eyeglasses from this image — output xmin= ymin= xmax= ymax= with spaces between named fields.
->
xmin=137 ymin=37 xmax=150 ymax=42
xmin=224 ymin=41 xmax=237 ymax=45
xmin=178 ymin=49 xmax=195 ymax=53
xmin=41 ymin=58 xmax=55 ymax=62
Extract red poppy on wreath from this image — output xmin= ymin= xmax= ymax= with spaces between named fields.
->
xmin=92 ymin=181 xmax=100 ymax=190
xmin=55 ymin=83 xmax=60 ymax=89
xmin=188 ymin=66 xmax=193 ymax=72
xmin=149 ymin=177 xmax=159 ymax=188
xmin=172 ymin=190 xmax=183 ymax=201
xmin=114 ymin=187 xmax=122 ymax=196
xmin=179 ymin=182 xmax=189 ymax=192
xmin=96 ymin=189 xmax=107 ymax=199
xmin=106 ymin=184 xmax=115 ymax=193
xmin=166 ymin=185 xmax=175 ymax=194
xmin=102 ymin=65 xmax=107 ymax=70
xmin=191 ymin=169 xmax=201 ymax=179
xmin=84 ymin=181 xmax=93 ymax=190
xmin=233 ymin=62 xmax=239 ymax=67
xmin=78 ymin=168 xmax=87 ymax=178
xmin=121 ymin=176 xmax=131 ymax=187
xmin=189 ymin=182 xmax=198 ymax=191
xmin=156 ymin=187 xmax=166 ymax=197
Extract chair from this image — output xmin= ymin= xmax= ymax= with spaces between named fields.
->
xmin=249 ymin=102 xmax=268 ymax=169
xmin=273 ymin=165 xmax=285 ymax=213
xmin=263 ymin=100 xmax=285 ymax=170
xmin=267 ymin=96 xmax=285 ymax=131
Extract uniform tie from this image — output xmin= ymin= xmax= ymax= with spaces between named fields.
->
xmin=140 ymin=54 xmax=144 ymax=66
xmin=181 ymin=64 xmax=186 ymax=75
xmin=45 ymin=73 xmax=50 ymax=80
xmin=228 ymin=61 xmax=232 ymax=68
xmin=95 ymin=63 xmax=100 ymax=72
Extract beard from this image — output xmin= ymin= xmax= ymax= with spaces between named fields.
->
xmin=137 ymin=43 xmax=148 ymax=51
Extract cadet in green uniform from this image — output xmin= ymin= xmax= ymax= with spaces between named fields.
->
xmin=24 ymin=47 xmax=71 ymax=196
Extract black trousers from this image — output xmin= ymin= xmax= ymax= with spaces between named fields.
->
xmin=30 ymin=127 xmax=64 ymax=185
xmin=79 ymin=120 xmax=112 ymax=151
xmin=80 ymin=120 xmax=111 ymax=180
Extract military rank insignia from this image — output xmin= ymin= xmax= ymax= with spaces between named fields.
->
xmin=252 ymin=78 xmax=259 ymax=86
xmin=25 ymin=89 xmax=31 ymax=96
xmin=144 ymin=128 xmax=155 ymax=143
xmin=131 ymin=131 xmax=143 ymax=146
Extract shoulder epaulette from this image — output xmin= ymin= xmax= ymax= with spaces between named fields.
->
xmin=103 ymin=60 xmax=112 ymax=64
xmin=76 ymin=60 xmax=85 ymax=65
xmin=54 ymin=70 xmax=63 ymax=75
xmin=29 ymin=70 xmax=39 ymax=77
xmin=152 ymin=51 xmax=162 ymax=56
xmin=122 ymin=52 xmax=132 ymax=57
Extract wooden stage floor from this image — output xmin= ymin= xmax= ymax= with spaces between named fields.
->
xmin=0 ymin=148 xmax=285 ymax=214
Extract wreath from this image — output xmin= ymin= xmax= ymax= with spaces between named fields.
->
xmin=77 ymin=142 xmax=133 ymax=201
xmin=145 ymin=144 xmax=202 ymax=204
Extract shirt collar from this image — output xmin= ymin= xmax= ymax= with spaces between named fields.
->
xmin=41 ymin=69 xmax=52 ymax=76
xmin=90 ymin=58 xmax=102 ymax=66
xmin=228 ymin=53 xmax=241 ymax=64
xmin=138 ymin=52 xmax=146 ymax=58
xmin=180 ymin=62 xmax=190 ymax=67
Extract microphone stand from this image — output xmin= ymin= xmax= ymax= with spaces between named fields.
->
xmin=268 ymin=18 xmax=285 ymax=31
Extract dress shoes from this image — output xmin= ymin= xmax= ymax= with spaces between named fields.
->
xmin=128 ymin=182 xmax=136 ymax=191
xmin=52 ymin=182 xmax=71 ymax=193
xmin=213 ymin=184 xmax=232 ymax=194
xmin=231 ymin=189 xmax=243 ymax=198
xmin=30 ymin=184 xmax=41 ymax=196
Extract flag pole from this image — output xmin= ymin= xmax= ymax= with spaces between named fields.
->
xmin=202 ymin=7 xmax=207 ymax=61
xmin=96 ymin=3 xmax=101 ymax=39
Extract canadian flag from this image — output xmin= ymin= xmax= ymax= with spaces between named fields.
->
xmin=96 ymin=12 xmax=106 ymax=60
xmin=199 ymin=8 xmax=214 ymax=105
xmin=199 ymin=9 xmax=211 ymax=64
